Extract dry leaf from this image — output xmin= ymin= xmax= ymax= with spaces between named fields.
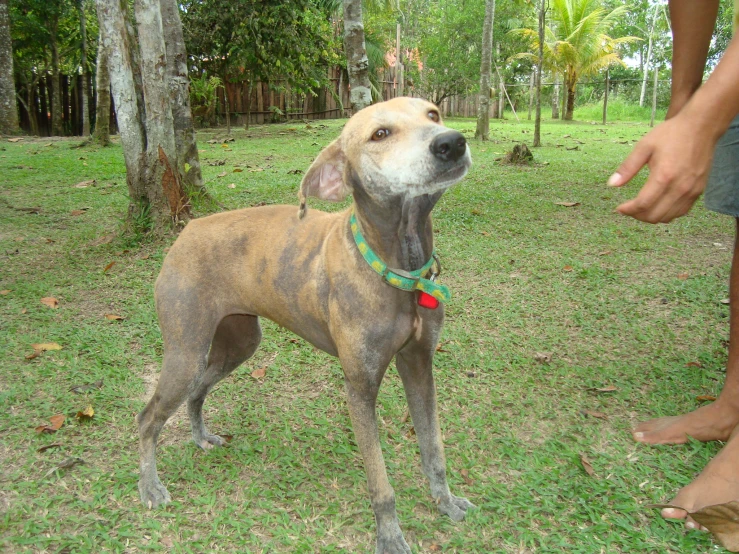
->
xmin=141 ymin=254 xmax=150 ymax=260
xmin=44 ymin=457 xmax=85 ymax=478
xmin=677 ymin=272 xmax=689 ymax=280
xmin=35 ymin=414 xmax=65 ymax=434
xmin=1 ymin=289 xmax=10 ymax=295
xmin=696 ymin=395 xmax=717 ymax=402
xmin=37 ymin=443 xmax=62 ymax=453
xmin=70 ymin=209 xmax=86 ymax=216
xmin=105 ymin=314 xmax=124 ymax=321
xmin=460 ymin=468 xmax=474 ymax=486
xmin=217 ymin=171 xmax=227 ymax=178
xmin=31 ymin=342 xmax=62 ymax=352
xmin=590 ymin=385 xmax=618 ymax=393
xmin=251 ymin=366 xmax=266 ymax=379
xmin=401 ymin=409 xmax=410 ymax=424
xmin=555 ymin=202 xmax=580 ymax=207
xmin=228 ymin=183 xmax=236 ymax=189
xmin=583 ymin=409 xmax=608 ymax=419
xmin=429 ymin=544 xmax=442 ymax=552
xmin=580 ymin=454 xmax=595 ymax=476
xmin=74 ymin=180 xmax=95 ymax=188
xmin=686 ymin=361 xmax=702 ymax=368
xmin=76 ymin=406 xmax=95 ymax=420
xmin=405 ymin=426 xmax=416 ymax=438
xmin=563 ymin=265 xmax=573 ymax=272
xmin=8 ymin=137 xmax=22 ymax=142
xmin=41 ymin=297 xmax=59 ymax=309
xmin=233 ymin=168 xmax=243 ymax=173
xmin=689 ymin=501 xmax=739 ymax=551
xmin=70 ymin=379 xmax=104 ymax=394
xmin=103 ymin=261 xmax=116 ymax=273
xmin=534 ymin=352 xmax=552 ymax=364
xmin=598 ymin=250 xmax=612 ymax=256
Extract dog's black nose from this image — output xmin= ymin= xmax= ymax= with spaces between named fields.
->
xmin=430 ymin=131 xmax=467 ymax=162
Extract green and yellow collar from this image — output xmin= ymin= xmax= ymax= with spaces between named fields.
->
xmin=349 ymin=209 xmax=451 ymax=304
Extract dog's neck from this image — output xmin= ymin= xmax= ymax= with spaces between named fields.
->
xmin=349 ymin=169 xmax=441 ymax=272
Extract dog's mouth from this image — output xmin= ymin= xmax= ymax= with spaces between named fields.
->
xmin=434 ymin=157 xmax=471 ymax=185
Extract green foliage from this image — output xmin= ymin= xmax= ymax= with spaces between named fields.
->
xmin=189 ymin=74 xmax=223 ymax=126
xmin=181 ymin=0 xmax=341 ymax=96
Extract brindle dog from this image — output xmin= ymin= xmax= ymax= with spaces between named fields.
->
xmin=137 ymin=97 xmax=474 ymax=553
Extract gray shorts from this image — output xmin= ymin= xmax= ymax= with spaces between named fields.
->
xmin=705 ymin=115 xmax=739 ymax=217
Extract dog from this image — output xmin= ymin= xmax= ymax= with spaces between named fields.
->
xmin=136 ymin=97 xmax=474 ymax=553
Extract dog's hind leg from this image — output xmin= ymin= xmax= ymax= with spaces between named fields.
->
xmin=396 ymin=329 xmax=475 ymax=522
xmin=188 ymin=314 xmax=262 ymax=449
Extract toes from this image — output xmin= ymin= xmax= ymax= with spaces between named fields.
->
xmin=453 ymin=496 xmax=476 ymax=511
xmin=139 ymin=479 xmax=171 ymax=509
xmin=661 ymin=506 xmax=688 ymax=520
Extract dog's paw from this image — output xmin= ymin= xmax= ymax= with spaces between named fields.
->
xmin=375 ymin=532 xmax=412 ymax=554
xmin=438 ymin=494 xmax=475 ymax=522
xmin=195 ymin=433 xmax=228 ymax=450
xmin=138 ymin=477 xmax=171 ymax=509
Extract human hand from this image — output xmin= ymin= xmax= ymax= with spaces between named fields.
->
xmin=607 ymin=113 xmax=718 ymax=223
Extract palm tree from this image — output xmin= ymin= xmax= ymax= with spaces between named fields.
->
xmin=512 ymin=0 xmax=637 ymax=120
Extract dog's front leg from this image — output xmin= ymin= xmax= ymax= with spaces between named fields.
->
xmin=397 ymin=341 xmax=475 ymax=522
xmin=344 ymin=375 xmax=411 ymax=554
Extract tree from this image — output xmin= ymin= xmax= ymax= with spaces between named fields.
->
xmin=98 ymin=0 xmax=200 ymax=233
xmin=92 ymin=3 xmax=110 ymax=145
xmin=343 ymin=0 xmax=372 ymax=112
xmin=513 ymin=0 xmax=636 ymax=120
xmin=78 ymin=0 xmax=90 ymax=135
xmin=475 ymin=0 xmax=495 ymax=140
xmin=0 ymin=0 xmax=19 ymax=133
xmin=533 ymin=0 xmax=544 ymax=147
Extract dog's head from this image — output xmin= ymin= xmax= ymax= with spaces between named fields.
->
xmin=298 ymin=97 xmax=472 ymax=217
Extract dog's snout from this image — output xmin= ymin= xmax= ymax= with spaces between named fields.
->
xmin=430 ymin=131 xmax=467 ymax=162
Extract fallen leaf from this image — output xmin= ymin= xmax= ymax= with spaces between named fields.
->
xmin=31 ymin=342 xmax=62 ymax=352
xmin=217 ymin=171 xmax=227 ymax=178
xmin=70 ymin=209 xmax=86 ymax=216
xmin=555 ymin=202 xmax=580 ymax=207
xmin=8 ymin=137 xmax=22 ymax=142
xmin=677 ymin=272 xmax=689 ymax=280
xmin=580 ymin=454 xmax=595 ymax=476
xmin=401 ymin=409 xmax=410 ymax=424
xmin=228 ymin=183 xmax=236 ymax=189
xmin=582 ymin=409 xmax=608 ymax=419
xmin=598 ymin=250 xmax=612 ymax=256
xmin=405 ymin=426 xmax=416 ymax=438
xmin=429 ymin=544 xmax=443 ymax=552
xmin=460 ymin=468 xmax=474 ymax=486
xmin=721 ymin=298 xmax=730 ymax=305
xmin=287 ymin=169 xmax=303 ymax=175
xmin=74 ymin=179 xmax=95 ymax=188
xmin=686 ymin=361 xmax=702 ymax=368
xmin=44 ymin=457 xmax=85 ymax=478
xmin=1 ymin=289 xmax=10 ymax=295
xmin=76 ymin=406 xmax=94 ymax=420
xmin=141 ymin=254 xmax=150 ymax=260
xmin=233 ymin=168 xmax=243 ymax=173
xmin=20 ymin=308 xmax=27 ymax=314
xmin=70 ymin=379 xmax=104 ymax=394
xmin=534 ymin=352 xmax=552 ymax=364
xmin=37 ymin=443 xmax=62 ymax=453
xmin=105 ymin=314 xmax=124 ymax=321
xmin=35 ymin=414 xmax=65 ymax=434
xmin=590 ymin=385 xmax=618 ymax=393
xmin=103 ymin=261 xmax=116 ymax=273
xmin=563 ymin=265 xmax=573 ymax=272
xmin=41 ymin=297 xmax=59 ymax=309
xmin=696 ymin=395 xmax=717 ymax=402
xmin=689 ymin=500 xmax=739 ymax=551
xmin=251 ymin=366 xmax=266 ymax=379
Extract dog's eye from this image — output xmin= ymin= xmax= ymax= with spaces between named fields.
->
xmin=371 ymin=129 xmax=390 ymax=141
xmin=428 ymin=111 xmax=440 ymax=123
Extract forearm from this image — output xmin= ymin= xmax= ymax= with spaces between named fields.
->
xmin=679 ymin=31 xmax=739 ymax=140
xmin=667 ymin=0 xmax=719 ymax=116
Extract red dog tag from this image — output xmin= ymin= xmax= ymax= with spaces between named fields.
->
xmin=417 ymin=291 xmax=439 ymax=309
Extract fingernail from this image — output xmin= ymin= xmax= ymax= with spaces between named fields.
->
xmin=686 ymin=521 xmax=697 ymax=529
xmin=607 ymin=172 xmax=622 ymax=186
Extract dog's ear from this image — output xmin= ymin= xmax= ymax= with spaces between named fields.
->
xmin=298 ymin=139 xmax=348 ymax=219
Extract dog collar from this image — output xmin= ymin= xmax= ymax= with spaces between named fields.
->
xmin=349 ymin=209 xmax=451 ymax=305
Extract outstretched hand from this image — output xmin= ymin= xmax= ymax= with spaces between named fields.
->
xmin=607 ymin=112 xmax=718 ymax=224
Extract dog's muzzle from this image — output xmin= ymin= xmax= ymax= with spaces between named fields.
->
xmin=430 ymin=131 xmax=467 ymax=163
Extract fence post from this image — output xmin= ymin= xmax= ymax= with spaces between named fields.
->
xmin=650 ymin=65 xmax=659 ymax=127
xmin=602 ymin=69 xmax=609 ymax=125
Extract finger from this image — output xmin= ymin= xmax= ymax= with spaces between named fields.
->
xmin=616 ymin=176 xmax=670 ymax=219
xmin=661 ymin=506 xmax=688 ymax=520
xmin=608 ymin=140 xmax=653 ymax=187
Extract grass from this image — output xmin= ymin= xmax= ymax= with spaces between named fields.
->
xmin=0 ymin=112 xmax=733 ymax=553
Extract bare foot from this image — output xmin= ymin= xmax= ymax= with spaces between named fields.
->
xmin=633 ymin=401 xmax=739 ymax=445
xmin=661 ymin=426 xmax=739 ymax=529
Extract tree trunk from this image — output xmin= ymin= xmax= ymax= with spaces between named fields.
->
xmin=527 ymin=70 xmax=534 ymax=121
xmin=533 ymin=0 xmax=544 ymax=147
xmin=0 ymin=0 xmax=19 ymax=134
xmin=92 ymin=23 xmax=111 ymax=145
xmin=50 ymin=25 xmax=64 ymax=136
xmin=551 ymin=73 xmax=560 ymax=119
xmin=343 ymin=0 xmax=371 ymax=113
xmin=650 ymin=64 xmax=659 ymax=127
xmin=475 ymin=0 xmax=495 ymax=140
xmin=79 ymin=0 xmax=90 ymax=136
xmin=159 ymin=0 xmax=204 ymax=195
xmin=639 ymin=4 xmax=658 ymax=108
xmin=564 ymin=71 xmax=576 ymax=121
xmin=602 ymin=69 xmax=609 ymax=125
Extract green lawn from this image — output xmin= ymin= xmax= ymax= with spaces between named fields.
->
xmin=0 ymin=113 xmax=732 ymax=553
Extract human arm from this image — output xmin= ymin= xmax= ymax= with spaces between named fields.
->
xmin=608 ymin=19 xmax=739 ymax=223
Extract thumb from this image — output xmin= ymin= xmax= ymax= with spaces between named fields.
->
xmin=607 ymin=141 xmax=653 ymax=187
